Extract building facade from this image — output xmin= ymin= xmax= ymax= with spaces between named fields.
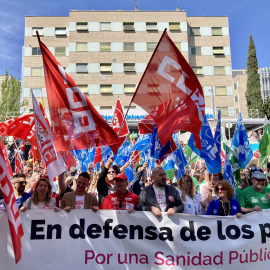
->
xmin=22 ymin=9 xmax=234 ymax=125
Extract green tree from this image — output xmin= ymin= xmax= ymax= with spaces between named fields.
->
xmin=245 ymin=34 xmax=264 ymax=117
xmin=0 ymin=71 xmax=28 ymax=122
xmin=262 ymin=97 xmax=270 ymax=119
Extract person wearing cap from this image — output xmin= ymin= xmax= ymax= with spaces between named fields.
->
xmin=239 ymin=168 xmax=270 ymax=213
xmin=61 ymin=172 xmax=98 ymax=212
xmin=11 ymin=173 xmax=32 ymax=209
xmin=97 ymin=156 xmax=130 ymax=206
xmin=137 ymin=167 xmax=184 ymax=217
xmin=100 ymin=173 xmax=138 ymax=213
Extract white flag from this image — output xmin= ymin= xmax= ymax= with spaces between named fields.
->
xmin=32 ymin=93 xmax=66 ymax=185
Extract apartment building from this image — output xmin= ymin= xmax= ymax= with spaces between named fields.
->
xmin=22 ymin=9 xmax=234 ymax=126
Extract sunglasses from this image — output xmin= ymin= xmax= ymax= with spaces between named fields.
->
xmin=18 ymin=181 xmax=26 ymax=185
xmin=251 ymin=167 xmax=263 ymax=172
xmin=215 ymin=187 xmax=225 ymax=192
xmin=119 ymin=197 xmax=123 ymax=209
xmin=108 ymin=171 xmax=116 ymax=174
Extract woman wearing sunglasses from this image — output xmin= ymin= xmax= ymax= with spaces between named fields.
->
xmin=206 ymin=180 xmax=242 ymax=218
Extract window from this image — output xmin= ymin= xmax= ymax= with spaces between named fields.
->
xmin=100 ymin=63 xmax=112 ymax=73
xmin=31 ymin=68 xmax=43 ymax=77
xmin=76 ymin=22 xmax=88 ymax=31
xmin=123 ymin=22 xmax=135 ymax=31
xmin=146 ymin=22 xmax=157 ymax=31
xmin=212 ymin=27 xmax=223 ymax=36
xmin=76 ymin=43 xmax=88 ymax=52
xmin=190 ymin=47 xmax=201 ymax=55
xmin=124 ymin=42 xmax=134 ymax=52
xmin=55 ymin=28 xmax=67 ymax=36
xmin=76 ymin=64 xmax=88 ymax=73
xmin=215 ymin=86 xmax=227 ymax=96
xmin=32 ymin=88 xmax=42 ymax=97
xmin=124 ymin=63 xmax=136 ymax=72
xmin=124 ymin=106 xmax=136 ymax=109
xmin=192 ymin=67 xmax=203 ymax=75
xmin=147 ymin=42 xmax=157 ymax=52
xmin=190 ymin=27 xmax=200 ymax=36
xmin=32 ymin=28 xmax=43 ymax=36
xmin=100 ymin=22 xmax=111 ymax=31
xmin=234 ymin=95 xmax=239 ymax=103
xmin=174 ymin=42 xmax=181 ymax=51
xmin=213 ymin=47 xmax=224 ymax=55
xmin=100 ymin=42 xmax=111 ymax=52
xmin=169 ymin=22 xmax=180 ymax=31
xmin=214 ymin=66 xmax=225 ymax=75
xmin=124 ymin=84 xmax=136 ymax=94
xmin=100 ymin=106 xmax=112 ymax=110
xmin=100 ymin=85 xmax=112 ymax=94
xmin=234 ymin=82 xmax=238 ymax=90
xmin=77 ymin=85 xmax=88 ymax=94
xmin=216 ymin=107 xmax=228 ymax=117
xmin=32 ymin=47 xmax=41 ymax=55
xmin=55 ymin=47 xmax=66 ymax=56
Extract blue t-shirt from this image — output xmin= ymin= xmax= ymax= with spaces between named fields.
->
xmin=16 ymin=192 xmax=32 ymax=209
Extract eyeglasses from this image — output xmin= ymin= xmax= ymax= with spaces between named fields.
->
xmin=18 ymin=181 xmax=26 ymax=185
xmin=254 ymin=178 xmax=266 ymax=182
xmin=119 ymin=197 xmax=123 ymax=209
xmin=215 ymin=187 xmax=225 ymax=191
xmin=108 ymin=171 xmax=116 ymax=174
xmin=251 ymin=167 xmax=263 ymax=172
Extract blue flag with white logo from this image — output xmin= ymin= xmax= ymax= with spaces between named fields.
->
xmin=131 ymin=134 xmax=152 ymax=152
xmin=124 ymin=164 xmax=134 ymax=181
xmin=223 ymin=147 xmax=236 ymax=198
xmin=163 ymin=153 xmax=175 ymax=171
xmin=102 ymin=146 xmax=112 ymax=165
xmin=71 ymin=149 xmax=91 ymax=172
xmin=188 ymin=115 xmax=221 ymax=174
xmin=231 ymin=113 xmax=253 ymax=169
xmin=174 ymin=147 xmax=187 ymax=176
xmin=150 ymin=125 xmax=174 ymax=161
xmin=114 ymin=143 xmax=132 ymax=167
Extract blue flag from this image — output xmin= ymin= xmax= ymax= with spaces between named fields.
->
xmin=124 ymin=164 xmax=134 ymax=181
xmin=174 ymin=147 xmax=187 ymax=176
xmin=163 ymin=153 xmax=175 ymax=171
xmin=131 ymin=134 xmax=152 ymax=152
xmin=71 ymin=149 xmax=91 ymax=172
xmin=188 ymin=115 xmax=221 ymax=174
xmin=231 ymin=113 xmax=253 ymax=169
xmin=150 ymin=125 xmax=174 ymax=161
xmin=102 ymin=146 xmax=112 ymax=165
xmin=114 ymin=143 xmax=131 ymax=167
xmin=223 ymin=147 xmax=236 ymax=198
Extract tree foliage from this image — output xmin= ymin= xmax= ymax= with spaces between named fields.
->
xmin=262 ymin=97 xmax=270 ymax=120
xmin=0 ymin=71 xmax=28 ymax=122
xmin=245 ymin=34 xmax=264 ymax=117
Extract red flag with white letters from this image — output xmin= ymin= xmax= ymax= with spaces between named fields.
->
xmin=5 ymin=114 xmax=37 ymax=147
xmin=0 ymin=143 xmax=24 ymax=263
xmin=0 ymin=118 xmax=16 ymax=136
xmin=32 ymin=93 xmax=66 ymax=185
xmin=112 ymin=97 xmax=129 ymax=145
xmin=37 ymin=35 xmax=120 ymax=154
xmin=15 ymin=152 xmax=23 ymax=173
xmin=94 ymin=147 xmax=102 ymax=167
xmin=131 ymin=30 xmax=205 ymax=149
xmin=0 ymin=138 xmax=13 ymax=177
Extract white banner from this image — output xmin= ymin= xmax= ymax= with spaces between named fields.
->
xmin=1 ymin=210 xmax=270 ymax=269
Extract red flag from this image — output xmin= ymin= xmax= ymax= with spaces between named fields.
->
xmin=15 ymin=152 xmax=23 ymax=173
xmin=131 ymin=151 xmax=140 ymax=168
xmin=32 ymin=93 xmax=66 ymax=184
xmin=0 ymin=143 xmax=24 ymax=263
xmin=37 ymin=36 xmax=120 ymax=154
xmin=94 ymin=147 xmax=102 ymax=167
xmin=0 ymin=138 xmax=13 ymax=177
xmin=61 ymin=151 xmax=77 ymax=171
xmin=5 ymin=114 xmax=38 ymax=147
xmin=112 ymin=97 xmax=129 ymax=137
xmin=131 ymin=30 xmax=205 ymax=149
xmin=138 ymin=115 xmax=155 ymax=135
xmin=221 ymin=149 xmax=225 ymax=166
xmin=0 ymin=118 xmax=16 ymax=136
xmin=254 ymin=149 xmax=259 ymax=159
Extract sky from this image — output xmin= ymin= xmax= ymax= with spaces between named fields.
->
xmin=0 ymin=0 xmax=269 ymax=80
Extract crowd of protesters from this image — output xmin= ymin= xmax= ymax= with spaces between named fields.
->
xmin=1 ymin=138 xmax=270 ymax=219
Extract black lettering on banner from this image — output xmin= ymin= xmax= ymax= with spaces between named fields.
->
xmin=242 ymin=225 xmax=254 ymax=239
xmin=129 ymin=225 xmax=144 ymax=239
xmin=31 ymin=220 xmax=46 ymax=240
xmin=103 ymin=219 xmax=113 ymax=238
xmin=113 ymin=225 xmax=128 ymax=239
xmin=159 ymin=227 xmax=173 ymax=241
xmin=47 ymin=224 xmax=62 ymax=239
xmin=217 ymin=220 xmax=226 ymax=240
xmin=86 ymin=224 xmax=102 ymax=239
xmin=145 ymin=226 xmax=158 ymax=240
xmin=225 ymin=225 xmax=241 ymax=240
xmin=69 ymin=218 xmax=85 ymax=239
xmin=259 ymin=223 xmax=270 ymax=244
xmin=180 ymin=221 xmax=196 ymax=241
xmin=197 ymin=226 xmax=211 ymax=241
